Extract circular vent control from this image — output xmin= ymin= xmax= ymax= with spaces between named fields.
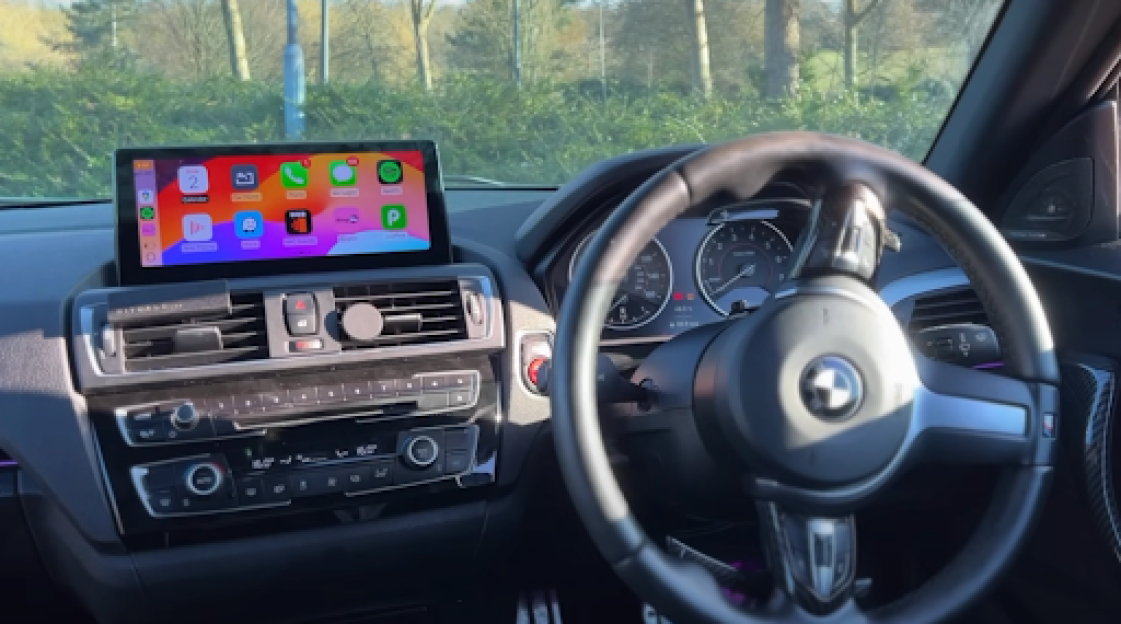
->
xmin=341 ymin=303 xmax=384 ymax=342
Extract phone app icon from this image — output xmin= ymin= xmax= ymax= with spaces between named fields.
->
xmin=377 ymin=160 xmax=402 ymax=184
xmin=178 ymin=165 xmax=209 ymax=194
xmin=231 ymin=164 xmax=259 ymax=190
xmin=286 ymin=210 xmax=313 ymax=235
xmin=235 ymin=210 xmax=264 ymax=239
xmin=140 ymin=206 xmax=155 ymax=220
xmin=280 ymin=162 xmax=308 ymax=188
xmin=381 ymin=205 xmax=407 ymax=230
xmin=334 ymin=206 xmax=361 ymax=233
xmin=329 ymin=161 xmax=357 ymax=186
xmin=182 ymin=213 xmax=213 ymax=241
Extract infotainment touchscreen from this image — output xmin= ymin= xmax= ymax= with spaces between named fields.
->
xmin=114 ymin=141 xmax=451 ymax=285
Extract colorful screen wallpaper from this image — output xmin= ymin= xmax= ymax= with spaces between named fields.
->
xmin=132 ymin=150 xmax=431 ymax=268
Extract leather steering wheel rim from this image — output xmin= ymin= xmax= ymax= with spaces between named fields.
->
xmin=551 ymin=132 xmax=1059 ymax=624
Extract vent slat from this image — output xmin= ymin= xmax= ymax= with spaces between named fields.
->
xmin=907 ymin=288 xmax=988 ymax=333
xmin=334 ymin=280 xmax=468 ymax=351
xmin=121 ymin=293 xmax=269 ymax=371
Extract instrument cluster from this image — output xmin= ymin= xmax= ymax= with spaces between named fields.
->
xmin=554 ymin=190 xmax=810 ymax=343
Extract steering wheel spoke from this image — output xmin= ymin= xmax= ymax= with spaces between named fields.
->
xmin=758 ymin=502 xmax=859 ymax=617
xmin=910 ymin=355 xmax=1058 ymax=466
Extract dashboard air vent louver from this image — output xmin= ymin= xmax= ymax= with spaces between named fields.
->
xmin=120 ymin=293 xmax=269 ymax=372
xmin=906 ymin=288 xmax=988 ymax=333
xmin=334 ymin=280 xmax=468 ymax=350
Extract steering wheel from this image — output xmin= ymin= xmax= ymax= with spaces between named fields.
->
xmin=551 ymin=132 xmax=1059 ymax=624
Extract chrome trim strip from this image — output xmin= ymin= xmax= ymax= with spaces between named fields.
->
xmin=91 ymin=429 xmax=126 ymax=534
xmin=113 ymin=371 xmax=481 ymax=446
xmin=878 ymin=267 xmax=969 ymax=307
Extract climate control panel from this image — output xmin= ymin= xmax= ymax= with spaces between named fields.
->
xmin=131 ymin=425 xmax=479 ymax=518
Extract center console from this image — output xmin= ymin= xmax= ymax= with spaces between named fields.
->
xmin=73 ymin=141 xmax=508 ymax=539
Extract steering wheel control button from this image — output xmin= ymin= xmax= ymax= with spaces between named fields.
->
xmin=800 ymin=357 xmax=863 ymax=421
xmin=184 ymin=463 xmax=224 ymax=497
xmin=916 ymin=323 xmax=1000 ymax=367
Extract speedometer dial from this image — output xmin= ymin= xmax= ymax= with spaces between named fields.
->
xmin=569 ymin=233 xmax=673 ymax=330
xmin=695 ymin=221 xmax=793 ymax=315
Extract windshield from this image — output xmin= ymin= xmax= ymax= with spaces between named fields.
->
xmin=0 ymin=0 xmax=1003 ymax=199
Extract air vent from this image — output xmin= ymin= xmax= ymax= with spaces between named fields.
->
xmin=334 ymin=280 xmax=468 ymax=350
xmin=907 ymin=288 xmax=988 ymax=333
xmin=120 ymin=293 xmax=268 ymax=372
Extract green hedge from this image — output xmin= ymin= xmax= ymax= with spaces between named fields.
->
xmin=0 ymin=69 xmax=951 ymax=197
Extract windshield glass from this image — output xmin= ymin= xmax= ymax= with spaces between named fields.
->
xmin=0 ymin=0 xmax=1003 ymax=198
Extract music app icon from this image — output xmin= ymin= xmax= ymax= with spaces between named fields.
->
xmin=182 ymin=213 xmax=213 ymax=242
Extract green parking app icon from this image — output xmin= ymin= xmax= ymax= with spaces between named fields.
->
xmin=381 ymin=205 xmax=407 ymax=230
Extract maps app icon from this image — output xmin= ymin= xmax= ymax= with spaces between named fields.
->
xmin=235 ymin=210 xmax=264 ymax=239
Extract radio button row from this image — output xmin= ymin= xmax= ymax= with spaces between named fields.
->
xmin=422 ymin=375 xmax=449 ymax=393
xmin=319 ymin=384 xmax=345 ymax=404
xmin=397 ymin=378 xmax=422 ymax=396
xmin=372 ymin=379 xmax=396 ymax=398
xmin=447 ymin=372 xmax=474 ymax=390
xmin=290 ymin=387 xmax=318 ymax=406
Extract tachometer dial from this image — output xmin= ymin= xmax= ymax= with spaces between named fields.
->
xmin=569 ymin=233 xmax=673 ymax=330
xmin=695 ymin=221 xmax=793 ymax=315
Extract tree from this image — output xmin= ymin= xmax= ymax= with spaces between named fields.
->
xmin=220 ymin=0 xmax=251 ymax=80
xmin=448 ymin=0 xmax=584 ymax=83
xmin=56 ymin=0 xmax=139 ymax=67
xmin=689 ymin=0 xmax=712 ymax=98
xmin=764 ymin=0 xmax=799 ymax=98
xmin=842 ymin=0 xmax=884 ymax=89
xmin=410 ymin=0 xmax=438 ymax=90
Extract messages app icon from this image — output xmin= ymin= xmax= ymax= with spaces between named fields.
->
xmin=381 ymin=205 xmax=407 ymax=230
xmin=280 ymin=162 xmax=308 ymax=188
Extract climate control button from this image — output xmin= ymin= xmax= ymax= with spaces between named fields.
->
xmin=183 ymin=462 xmax=224 ymax=497
xmin=402 ymin=435 xmax=440 ymax=469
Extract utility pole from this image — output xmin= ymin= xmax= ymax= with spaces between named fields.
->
xmin=512 ymin=0 xmax=522 ymax=86
xmin=284 ymin=0 xmax=307 ymax=139
xmin=599 ymin=0 xmax=606 ymax=99
xmin=320 ymin=0 xmax=330 ymax=84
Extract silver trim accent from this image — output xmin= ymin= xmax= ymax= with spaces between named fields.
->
xmin=183 ymin=462 xmax=223 ymax=497
xmin=74 ymin=266 xmax=504 ymax=391
xmin=569 ymin=232 xmax=674 ymax=331
xmin=878 ymin=267 xmax=969 ymax=307
xmin=114 ymin=370 xmax=481 ymax=446
xmin=91 ymin=429 xmax=126 ymax=535
xmin=695 ymin=219 xmax=794 ymax=316
xmin=404 ymin=435 xmax=439 ymax=468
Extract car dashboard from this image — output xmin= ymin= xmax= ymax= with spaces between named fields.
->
xmin=0 ymin=143 xmax=1103 ymax=624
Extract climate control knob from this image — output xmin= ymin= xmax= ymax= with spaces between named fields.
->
xmin=169 ymin=402 xmax=200 ymax=431
xmin=183 ymin=462 xmax=223 ymax=497
xmin=402 ymin=435 xmax=440 ymax=469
